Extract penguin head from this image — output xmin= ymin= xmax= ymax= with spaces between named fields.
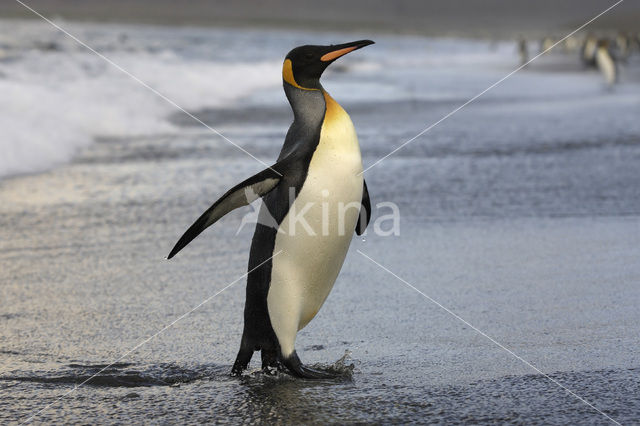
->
xmin=283 ymin=40 xmax=374 ymax=90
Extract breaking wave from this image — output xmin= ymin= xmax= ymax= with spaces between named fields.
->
xmin=0 ymin=19 xmax=281 ymax=178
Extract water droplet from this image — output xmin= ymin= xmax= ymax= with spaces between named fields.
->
xmin=361 ymin=237 xmax=366 ymax=242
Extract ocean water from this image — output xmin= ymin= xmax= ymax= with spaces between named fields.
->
xmin=1 ymin=19 xmax=640 ymax=424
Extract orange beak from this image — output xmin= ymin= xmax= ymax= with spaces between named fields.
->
xmin=320 ymin=40 xmax=374 ymax=62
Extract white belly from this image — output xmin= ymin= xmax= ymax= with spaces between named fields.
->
xmin=267 ymin=92 xmax=363 ymax=356
xmin=596 ymin=48 xmax=616 ymax=85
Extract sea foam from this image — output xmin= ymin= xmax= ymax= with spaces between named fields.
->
xmin=0 ymin=20 xmax=282 ymax=178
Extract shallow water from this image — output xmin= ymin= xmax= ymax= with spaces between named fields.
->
xmin=1 ymin=20 xmax=640 ymax=424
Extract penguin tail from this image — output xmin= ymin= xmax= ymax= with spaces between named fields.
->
xmin=280 ymin=350 xmax=337 ymax=379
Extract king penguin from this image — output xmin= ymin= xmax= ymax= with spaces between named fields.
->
xmin=595 ymin=39 xmax=618 ymax=87
xmin=517 ymin=36 xmax=528 ymax=66
xmin=581 ymin=34 xmax=598 ymax=67
xmin=167 ymin=40 xmax=374 ymax=378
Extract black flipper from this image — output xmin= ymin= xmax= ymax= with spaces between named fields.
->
xmin=281 ymin=351 xmax=336 ymax=379
xmin=355 ymin=179 xmax=371 ymax=235
xmin=168 ymin=164 xmax=283 ymax=259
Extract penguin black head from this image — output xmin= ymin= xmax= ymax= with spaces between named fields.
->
xmin=283 ymin=40 xmax=374 ymax=90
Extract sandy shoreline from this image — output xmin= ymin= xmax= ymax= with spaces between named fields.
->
xmin=1 ymin=20 xmax=639 ymax=423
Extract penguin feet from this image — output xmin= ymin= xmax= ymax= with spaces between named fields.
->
xmin=231 ymin=346 xmax=286 ymax=377
xmin=232 ymin=346 xmax=336 ymax=379
xmin=261 ymin=348 xmax=282 ymax=376
xmin=231 ymin=343 xmax=254 ymax=377
xmin=281 ymin=350 xmax=337 ymax=379
xmin=230 ymin=361 xmax=248 ymax=377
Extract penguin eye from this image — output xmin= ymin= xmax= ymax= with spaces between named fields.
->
xmin=304 ymin=52 xmax=314 ymax=60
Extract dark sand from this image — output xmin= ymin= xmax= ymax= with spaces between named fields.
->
xmin=1 ymin=16 xmax=640 ymax=425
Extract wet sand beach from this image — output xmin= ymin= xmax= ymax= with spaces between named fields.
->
xmin=1 ymin=17 xmax=640 ymax=424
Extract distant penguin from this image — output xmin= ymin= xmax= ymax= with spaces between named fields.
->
xmin=614 ymin=32 xmax=630 ymax=62
xmin=517 ymin=37 xmax=528 ymax=66
xmin=563 ymin=35 xmax=581 ymax=53
xmin=540 ymin=36 xmax=555 ymax=53
xmin=581 ymin=35 xmax=598 ymax=67
xmin=168 ymin=40 xmax=374 ymax=379
xmin=595 ymin=39 xmax=618 ymax=87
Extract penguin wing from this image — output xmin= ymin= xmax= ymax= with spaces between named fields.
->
xmin=355 ymin=179 xmax=371 ymax=235
xmin=167 ymin=165 xmax=283 ymax=259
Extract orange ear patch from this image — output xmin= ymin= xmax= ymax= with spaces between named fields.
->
xmin=320 ymin=46 xmax=358 ymax=62
xmin=282 ymin=59 xmax=302 ymax=88
xmin=282 ymin=59 xmax=318 ymax=91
